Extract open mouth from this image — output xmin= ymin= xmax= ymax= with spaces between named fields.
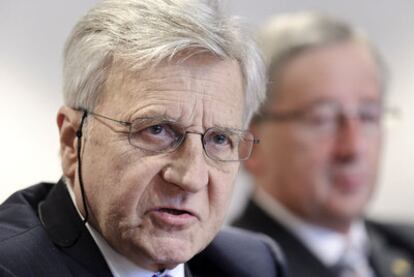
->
xmin=157 ymin=208 xmax=192 ymax=216
xmin=150 ymin=207 xmax=197 ymax=227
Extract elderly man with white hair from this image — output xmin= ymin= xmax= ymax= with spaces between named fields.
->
xmin=0 ymin=1 xmax=285 ymax=276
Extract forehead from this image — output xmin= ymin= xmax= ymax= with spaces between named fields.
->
xmin=99 ymin=54 xmax=245 ymax=127
xmin=270 ymin=41 xmax=381 ymax=109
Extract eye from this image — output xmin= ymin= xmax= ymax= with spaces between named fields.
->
xmin=302 ymin=104 xmax=338 ymax=131
xmin=359 ymin=108 xmax=382 ymax=125
xmin=205 ymin=128 xmax=237 ymax=149
xmin=212 ymin=133 xmax=229 ymax=145
xmin=141 ymin=123 xmax=177 ymax=140
xmin=147 ymin=124 xmax=165 ymax=135
xmin=307 ymin=113 xmax=331 ymax=125
xmin=129 ymin=120 xmax=182 ymax=151
xmin=203 ymin=128 xmax=242 ymax=161
xmin=305 ymin=110 xmax=335 ymax=127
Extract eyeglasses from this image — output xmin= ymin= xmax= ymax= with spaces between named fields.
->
xmin=80 ymin=110 xmax=259 ymax=162
xmin=259 ymin=100 xmax=386 ymax=136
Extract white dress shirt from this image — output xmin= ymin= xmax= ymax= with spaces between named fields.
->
xmin=253 ymin=187 xmax=371 ymax=267
xmin=66 ymin=183 xmax=185 ymax=277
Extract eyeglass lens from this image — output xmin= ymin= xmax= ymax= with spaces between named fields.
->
xmin=128 ymin=118 xmax=254 ymax=161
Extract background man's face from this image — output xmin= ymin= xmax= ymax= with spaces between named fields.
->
xmin=249 ymin=41 xmax=382 ymax=231
xmin=65 ymin=55 xmax=244 ymax=270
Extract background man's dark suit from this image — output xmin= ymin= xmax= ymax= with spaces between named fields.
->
xmin=234 ymin=200 xmax=414 ymax=277
xmin=0 ymin=181 xmax=285 ymax=277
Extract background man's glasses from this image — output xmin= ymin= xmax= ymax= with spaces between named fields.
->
xmin=80 ymin=110 xmax=259 ymax=162
xmin=258 ymin=100 xmax=392 ymax=136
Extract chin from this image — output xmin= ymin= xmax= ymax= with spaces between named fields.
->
xmin=326 ymin=206 xmax=365 ymax=228
xmin=145 ymin=235 xmax=201 ymax=268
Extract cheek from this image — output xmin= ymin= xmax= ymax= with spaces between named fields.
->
xmin=360 ymin=137 xmax=381 ymax=186
xmin=86 ymin=145 xmax=165 ymax=232
xmin=367 ymin=137 xmax=382 ymax=165
xmin=266 ymin=129 xmax=331 ymax=177
xmin=277 ymin=134 xmax=333 ymax=198
xmin=207 ymin=166 xmax=238 ymax=224
xmin=111 ymin=155 xmax=167 ymax=216
xmin=293 ymin=141 xmax=331 ymax=173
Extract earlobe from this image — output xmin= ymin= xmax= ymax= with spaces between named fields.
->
xmin=57 ymin=106 xmax=80 ymax=183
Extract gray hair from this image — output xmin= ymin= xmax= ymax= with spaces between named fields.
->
xmin=257 ymin=12 xmax=387 ymax=107
xmin=63 ymin=0 xmax=266 ymax=126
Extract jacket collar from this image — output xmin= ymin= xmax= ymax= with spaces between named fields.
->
xmin=39 ymin=179 xmax=113 ymax=277
xmin=38 ymin=179 xmax=195 ymax=277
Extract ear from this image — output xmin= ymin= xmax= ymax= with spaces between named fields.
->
xmin=244 ymin=123 xmax=264 ymax=177
xmin=57 ymin=106 xmax=81 ymax=185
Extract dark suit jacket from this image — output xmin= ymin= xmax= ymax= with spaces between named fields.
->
xmin=233 ymin=199 xmax=414 ymax=277
xmin=0 ymin=181 xmax=285 ymax=277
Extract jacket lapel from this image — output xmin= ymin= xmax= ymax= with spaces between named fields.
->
xmin=234 ymin=200 xmax=335 ymax=277
xmin=368 ymin=223 xmax=414 ymax=277
xmin=39 ymin=179 xmax=113 ymax=277
xmin=184 ymin=264 xmax=193 ymax=277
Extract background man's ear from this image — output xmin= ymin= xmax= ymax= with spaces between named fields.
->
xmin=57 ymin=106 xmax=80 ymax=183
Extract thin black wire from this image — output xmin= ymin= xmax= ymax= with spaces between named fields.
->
xmin=76 ymin=111 xmax=89 ymax=224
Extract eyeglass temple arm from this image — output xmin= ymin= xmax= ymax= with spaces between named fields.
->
xmin=76 ymin=108 xmax=131 ymax=126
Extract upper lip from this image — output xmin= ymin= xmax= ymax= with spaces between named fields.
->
xmin=332 ymin=167 xmax=363 ymax=179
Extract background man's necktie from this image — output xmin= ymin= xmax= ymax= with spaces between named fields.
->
xmin=331 ymin=246 xmax=376 ymax=277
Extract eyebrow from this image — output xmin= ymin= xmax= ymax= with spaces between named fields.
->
xmin=131 ymin=115 xmax=176 ymax=121
xmin=128 ymin=110 xmax=176 ymax=122
xmin=129 ymin=116 xmax=244 ymax=132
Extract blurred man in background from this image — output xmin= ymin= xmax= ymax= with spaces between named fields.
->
xmin=234 ymin=12 xmax=414 ymax=277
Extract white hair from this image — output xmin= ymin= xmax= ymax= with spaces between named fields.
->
xmin=63 ymin=0 xmax=266 ymax=126
xmin=256 ymin=12 xmax=388 ymax=108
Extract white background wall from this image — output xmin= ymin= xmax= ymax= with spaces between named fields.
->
xmin=1 ymin=0 xmax=413 ymax=223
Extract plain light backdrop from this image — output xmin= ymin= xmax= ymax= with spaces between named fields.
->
xmin=1 ymin=0 xmax=413 ymax=222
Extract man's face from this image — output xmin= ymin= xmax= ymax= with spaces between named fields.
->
xmin=248 ymin=41 xmax=382 ymax=232
xmin=61 ymin=55 xmax=244 ymax=270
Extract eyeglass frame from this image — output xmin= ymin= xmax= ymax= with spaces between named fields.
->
xmin=255 ymin=100 xmax=389 ymax=136
xmin=77 ymin=109 xmax=260 ymax=162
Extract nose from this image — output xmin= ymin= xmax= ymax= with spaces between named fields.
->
xmin=333 ymin=117 xmax=364 ymax=162
xmin=161 ymin=134 xmax=209 ymax=193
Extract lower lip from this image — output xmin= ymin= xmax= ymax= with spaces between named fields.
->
xmin=334 ymin=175 xmax=364 ymax=193
xmin=149 ymin=210 xmax=196 ymax=228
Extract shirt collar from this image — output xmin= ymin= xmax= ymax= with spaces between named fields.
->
xmin=253 ymin=187 xmax=370 ymax=266
xmin=66 ymin=182 xmax=185 ymax=277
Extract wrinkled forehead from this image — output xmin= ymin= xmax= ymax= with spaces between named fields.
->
xmin=101 ymin=53 xmax=242 ymax=93
xmin=267 ymin=41 xmax=382 ymax=110
xmin=97 ymin=54 xmax=245 ymax=127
